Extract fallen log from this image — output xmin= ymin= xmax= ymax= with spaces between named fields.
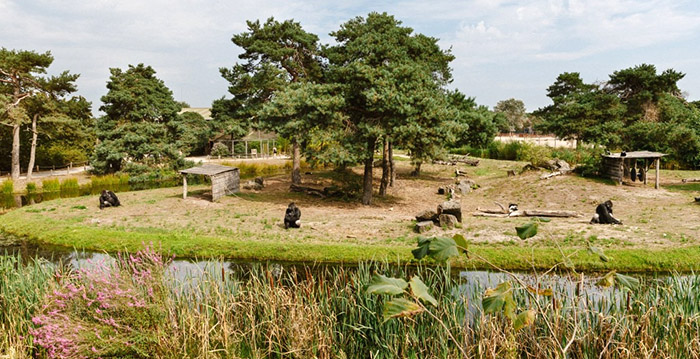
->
xmin=475 ymin=207 xmax=508 ymax=214
xmin=449 ymin=156 xmax=480 ymax=166
xmin=682 ymin=178 xmax=700 ymax=183
xmin=289 ymin=184 xmax=326 ymax=198
xmin=522 ymin=210 xmax=581 ymax=218
xmin=540 ymin=171 xmax=562 ymax=180
xmin=473 ymin=209 xmax=581 ymax=218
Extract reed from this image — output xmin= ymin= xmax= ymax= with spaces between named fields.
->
xmin=5 ymin=249 xmax=700 ymax=358
xmin=41 ymin=178 xmax=60 ymax=193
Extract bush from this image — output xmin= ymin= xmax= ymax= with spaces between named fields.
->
xmin=60 ymin=178 xmax=79 ymax=191
xmin=210 ymin=142 xmax=230 ymax=157
xmin=517 ymin=143 xmax=552 ymax=167
xmin=26 ymin=182 xmax=37 ymax=194
xmin=1 ymin=180 xmax=13 ymax=194
xmin=41 ymin=179 xmax=60 ymax=193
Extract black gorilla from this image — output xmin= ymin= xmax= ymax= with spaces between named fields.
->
xmin=99 ymin=190 xmax=121 ymax=210
xmin=590 ymin=200 xmax=622 ymax=224
xmin=284 ymin=202 xmax=301 ymax=229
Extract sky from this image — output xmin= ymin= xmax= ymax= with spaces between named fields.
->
xmin=2 ymin=0 xmax=700 ymax=115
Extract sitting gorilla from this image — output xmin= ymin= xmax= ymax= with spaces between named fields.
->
xmin=284 ymin=202 xmax=301 ymax=229
xmin=99 ymin=190 xmax=121 ymax=210
xmin=590 ymin=200 xmax=622 ymax=225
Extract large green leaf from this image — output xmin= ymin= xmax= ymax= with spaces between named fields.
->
xmin=366 ymin=274 xmax=408 ymax=295
xmin=409 ymin=276 xmax=438 ymax=306
xmin=614 ymin=273 xmax=640 ymax=291
xmin=515 ymin=222 xmax=538 ymax=240
xmin=452 ymin=234 xmax=468 ymax=255
xmin=411 ymin=237 xmax=431 ymax=260
xmin=588 ymin=244 xmax=609 ymax=262
xmin=383 ymin=298 xmax=423 ymax=321
xmin=596 ymin=271 xmax=615 ymax=288
xmin=482 ymin=281 xmax=514 ymax=315
xmin=513 ymin=309 xmax=536 ymax=331
xmin=428 ymin=237 xmax=460 ymax=261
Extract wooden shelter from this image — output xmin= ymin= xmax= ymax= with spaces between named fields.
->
xmin=179 ymin=164 xmax=239 ymax=201
xmin=602 ymin=151 xmax=666 ymax=189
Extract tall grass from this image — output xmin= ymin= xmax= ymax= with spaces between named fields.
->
xmin=41 ymin=179 xmax=60 ymax=193
xmin=25 ymin=182 xmax=37 ymax=194
xmin=5 ymin=249 xmax=700 ymax=358
xmin=0 ymin=180 xmax=13 ymax=195
xmin=220 ymin=161 xmax=301 ymax=179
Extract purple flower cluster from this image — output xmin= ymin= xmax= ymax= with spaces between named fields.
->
xmin=30 ymin=243 xmax=170 ymax=358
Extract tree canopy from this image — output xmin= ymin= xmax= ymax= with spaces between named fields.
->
xmin=92 ymin=64 xmax=184 ymax=174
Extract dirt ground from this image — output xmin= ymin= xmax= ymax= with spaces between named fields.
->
xmin=26 ymin=158 xmax=700 ymax=251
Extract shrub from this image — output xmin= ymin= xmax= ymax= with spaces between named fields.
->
xmin=210 ymin=142 xmax=230 ymax=157
xmin=25 ymin=182 xmax=37 ymax=194
xmin=517 ymin=143 xmax=552 ymax=167
xmin=59 ymin=178 xmax=79 ymax=191
xmin=1 ymin=180 xmax=13 ymax=194
xmin=41 ymin=179 xmax=60 ymax=193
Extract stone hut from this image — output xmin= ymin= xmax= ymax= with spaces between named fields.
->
xmin=179 ymin=164 xmax=240 ymax=201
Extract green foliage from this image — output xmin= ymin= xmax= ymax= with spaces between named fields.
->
xmin=1 ymin=180 xmax=13 ymax=194
xmin=515 ymin=221 xmax=538 ymax=240
xmin=412 ymin=235 xmax=467 ymax=262
xmin=516 ymin=143 xmax=552 ymax=167
xmin=173 ymin=111 xmax=213 ymax=156
xmin=382 ymin=298 xmax=423 ymax=322
xmin=25 ymin=182 xmax=37 ymax=194
xmin=210 ymin=142 xmax=230 ymax=157
xmin=92 ymin=64 xmax=183 ymax=174
xmin=59 ymin=178 xmax=79 ymax=191
xmin=482 ymin=281 xmax=516 ymax=319
xmin=41 ymin=178 xmax=59 ymax=192
xmin=366 ymin=274 xmax=408 ymax=295
xmin=588 ymin=243 xmax=609 ymax=262
xmin=409 ymin=276 xmax=437 ymax=306
xmin=596 ymin=270 xmax=640 ymax=291
xmin=494 ymin=98 xmax=529 ymax=132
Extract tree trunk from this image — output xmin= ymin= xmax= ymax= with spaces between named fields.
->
xmin=388 ymin=140 xmax=395 ymax=187
xmin=412 ymin=161 xmax=422 ymax=177
xmin=11 ymin=123 xmax=20 ymax=180
xmin=27 ymin=114 xmax=38 ymax=180
xmin=362 ymin=138 xmax=376 ymax=205
xmin=379 ymin=139 xmax=390 ymax=196
xmin=291 ymin=140 xmax=301 ymax=185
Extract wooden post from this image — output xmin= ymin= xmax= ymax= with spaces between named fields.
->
xmin=183 ymin=175 xmax=188 ymax=199
xmin=655 ymin=158 xmax=660 ymax=189
xmin=643 ymin=159 xmax=648 ymax=185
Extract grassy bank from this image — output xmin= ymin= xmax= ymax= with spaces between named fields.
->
xmin=1 ymin=206 xmax=699 ymax=272
xmin=2 ymin=157 xmax=699 ymax=273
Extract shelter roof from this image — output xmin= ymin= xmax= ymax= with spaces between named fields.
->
xmin=179 ymin=107 xmax=212 ymax=120
xmin=179 ymin=164 xmax=238 ymax=176
xmin=603 ymin=151 xmax=666 ymax=159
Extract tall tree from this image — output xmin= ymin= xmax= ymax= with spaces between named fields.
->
xmin=448 ymin=90 xmax=503 ymax=149
xmin=219 ymin=17 xmax=323 ymax=185
xmin=494 ymin=98 xmax=529 ymax=132
xmin=92 ymin=64 xmax=182 ymax=174
xmin=0 ymin=48 xmax=54 ymax=179
xmin=326 ymin=12 xmax=454 ymax=204
xmin=23 ymin=71 xmax=83 ymax=179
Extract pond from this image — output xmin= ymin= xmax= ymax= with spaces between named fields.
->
xmin=0 ymin=179 xmax=184 ymax=210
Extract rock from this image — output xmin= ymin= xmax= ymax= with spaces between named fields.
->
xmin=438 ymin=214 xmax=459 ymax=229
xmin=455 ymin=179 xmax=476 ymax=195
xmin=437 ymin=200 xmax=462 ymax=223
xmin=415 ymin=209 xmax=438 ymax=222
xmin=437 ymin=187 xmax=445 ymax=195
xmin=254 ymin=177 xmax=264 ymax=186
xmin=545 ymin=159 xmax=571 ymax=173
xmin=415 ymin=220 xmax=434 ymax=233
xmin=243 ymin=180 xmax=264 ymax=190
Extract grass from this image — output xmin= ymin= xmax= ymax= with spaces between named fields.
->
xmin=3 ymin=248 xmax=700 ymax=358
xmin=1 ymin=180 xmax=13 ymax=195
xmin=41 ymin=178 xmax=60 ymax=192
xmin=1 ymin=209 xmax=699 ymax=272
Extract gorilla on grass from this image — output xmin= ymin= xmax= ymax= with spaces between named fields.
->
xmin=99 ymin=190 xmax=121 ymax=210
xmin=284 ymin=202 xmax=301 ymax=229
xmin=590 ymin=200 xmax=622 ymax=225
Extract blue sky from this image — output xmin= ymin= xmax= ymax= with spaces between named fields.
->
xmin=2 ymin=0 xmax=700 ymax=114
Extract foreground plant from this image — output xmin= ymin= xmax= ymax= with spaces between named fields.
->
xmin=30 ymin=244 xmax=171 ymax=358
